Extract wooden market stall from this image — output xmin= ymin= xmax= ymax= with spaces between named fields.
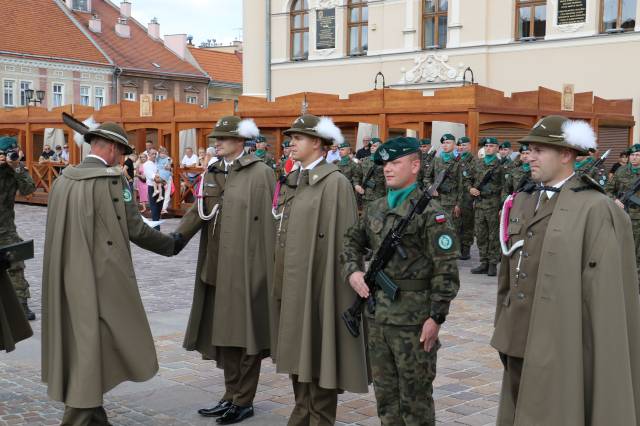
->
xmin=1 ymin=85 xmax=634 ymax=216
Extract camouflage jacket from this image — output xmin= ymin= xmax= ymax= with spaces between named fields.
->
xmin=342 ymin=188 xmax=460 ymax=326
xmin=353 ymin=157 xmax=386 ymax=202
xmin=426 ymin=155 xmax=461 ymax=207
xmin=467 ymin=157 xmax=504 ymax=210
xmin=256 ymin=151 xmax=277 ymax=171
xmin=336 ymin=158 xmax=359 ymax=187
xmin=0 ymin=165 xmax=36 ymax=237
xmin=502 ymin=160 xmax=532 ymax=200
xmin=458 ymin=153 xmax=475 ymax=208
xmin=418 ymin=151 xmax=435 ymax=189
xmin=575 ymin=157 xmax=607 ymax=187
xmin=606 ymin=164 xmax=640 ymax=219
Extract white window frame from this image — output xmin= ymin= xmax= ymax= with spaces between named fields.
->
xmin=95 ymin=86 xmax=105 ymax=109
xmin=123 ymin=91 xmax=136 ymax=101
xmin=3 ymin=79 xmax=16 ymax=107
xmin=72 ymin=0 xmax=89 ymax=11
xmin=52 ymin=82 xmax=64 ymax=107
xmin=155 ymin=92 xmax=167 ymax=101
xmin=186 ymin=95 xmax=198 ymax=104
xmin=19 ymin=80 xmax=33 ymax=106
xmin=80 ymin=85 xmax=91 ymax=106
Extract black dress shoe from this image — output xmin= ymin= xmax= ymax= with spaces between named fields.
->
xmin=458 ymin=245 xmax=471 ymax=260
xmin=487 ymin=263 xmax=497 ymax=277
xmin=216 ymin=404 xmax=254 ymax=424
xmin=198 ymin=400 xmax=232 ymax=417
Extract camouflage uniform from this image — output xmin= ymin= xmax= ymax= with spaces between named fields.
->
xmin=0 ymin=164 xmax=36 ymax=303
xmin=468 ymin=156 xmax=503 ymax=268
xmin=426 ymin=155 xmax=461 ymax=248
xmin=337 ymin=157 xmax=359 ymax=188
xmin=502 ymin=159 xmax=532 ymax=199
xmin=418 ymin=151 xmax=435 ymax=189
xmin=457 ymin=152 xmax=476 ymax=255
xmin=353 ymin=156 xmax=386 ymax=206
xmin=606 ymin=164 xmax=640 ymax=280
xmin=255 ymin=150 xmax=277 ymax=172
xmin=342 ymin=188 xmax=460 ymax=426
xmin=575 ymin=156 xmax=607 ymax=187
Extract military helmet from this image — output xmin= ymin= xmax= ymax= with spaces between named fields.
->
xmin=283 ymin=114 xmax=344 ymax=146
xmin=519 ymin=115 xmax=596 ymax=156
xmin=208 ymin=116 xmax=260 ymax=140
xmin=373 ymin=137 xmax=420 ymax=165
xmin=84 ymin=122 xmax=134 ymax=155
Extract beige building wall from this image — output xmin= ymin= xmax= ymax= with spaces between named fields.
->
xmin=245 ymin=0 xmax=640 ymax=142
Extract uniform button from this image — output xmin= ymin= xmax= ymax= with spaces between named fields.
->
xmin=517 ymin=292 xmax=525 ymax=300
xmin=589 ymin=261 xmax=597 ymax=268
xmin=280 ymin=243 xmax=285 ymax=247
xmin=523 ymin=252 xmax=529 ymax=258
xmin=527 ymin=231 xmax=533 ymax=238
xmin=520 ymin=272 xmax=527 ymax=279
xmin=318 ymin=233 xmax=325 ymax=238
xmin=117 ymin=216 xmax=121 ymax=220
xmin=112 ymin=180 xmax=118 ymax=185
xmin=113 ymin=198 xmax=119 ymax=202
xmin=254 ymin=216 xmax=259 ymax=221
xmin=107 ymin=241 xmax=113 ymax=246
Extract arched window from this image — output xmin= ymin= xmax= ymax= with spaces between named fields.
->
xmin=423 ymin=0 xmax=448 ymax=49
xmin=348 ymin=0 xmax=368 ymax=56
xmin=515 ymin=0 xmax=546 ymax=40
xmin=290 ymin=0 xmax=309 ymax=60
xmin=601 ymin=0 xmax=636 ymax=33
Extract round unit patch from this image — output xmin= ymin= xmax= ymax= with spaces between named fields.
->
xmin=438 ymin=234 xmax=453 ymax=251
xmin=123 ymin=188 xmax=133 ymax=203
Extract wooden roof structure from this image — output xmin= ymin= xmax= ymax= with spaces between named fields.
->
xmin=1 ymin=84 xmax=633 ymax=215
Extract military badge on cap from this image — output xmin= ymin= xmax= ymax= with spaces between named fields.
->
xmin=373 ymin=137 xmax=420 ymax=165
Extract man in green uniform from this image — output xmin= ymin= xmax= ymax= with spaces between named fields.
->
xmin=499 ymin=141 xmax=514 ymax=166
xmin=335 ymin=142 xmax=359 ymax=188
xmin=277 ymin=139 xmax=293 ymax=178
xmin=468 ymin=137 xmax=503 ymax=276
xmin=457 ymin=136 xmax=475 ymax=260
xmin=0 ymin=144 xmax=36 ymax=320
xmin=418 ymin=138 xmax=435 ymax=188
xmin=426 ymin=134 xmax=461 ymax=248
xmin=575 ymin=148 xmax=607 ymax=187
xmin=271 ymin=114 xmax=369 ymax=425
xmin=354 ymin=138 xmax=386 ymax=207
xmin=254 ymin=135 xmax=277 ymax=171
xmin=492 ymin=116 xmax=640 ymax=425
xmin=176 ymin=116 xmax=276 ymax=424
xmin=42 ymin=121 xmax=179 ymax=425
xmin=502 ymin=144 xmax=532 ymax=198
xmin=342 ymin=137 xmax=460 ymax=425
xmin=607 ymin=143 xmax=640 ymax=283
xmin=1 ymin=240 xmax=33 ymax=353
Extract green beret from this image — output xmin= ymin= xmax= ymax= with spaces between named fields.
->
xmin=629 ymin=144 xmax=640 ymax=154
xmin=373 ymin=137 xmax=420 ymax=165
xmin=370 ymin=137 xmax=382 ymax=145
xmin=420 ymin=138 xmax=431 ymax=146
xmin=440 ymin=133 xmax=455 ymax=143
xmin=519 ymin=144 xmax=530 ymax=153
xmin=499 ymin=141 xmax=512 ymax=149
xmin=338 ymin=142 xmax=351 ymax=149
xmin=480 ymin=137 xmax=499 ymax=147
xmin=282 ymin=139 xmax=291 ymax=148
xmin=255 ymin=135 xmax=267 ymax=143
xmin=457 ymin=136 xmax=470 ymax=145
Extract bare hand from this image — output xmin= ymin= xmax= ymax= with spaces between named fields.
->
xmin=431 ymin=189 xmax=439 ymax=197
xmin=354 ymin=185 xmax=365 ymax=195
xmin=615 ymin=199 xmax=625 ymax=210
xmin=470 ymin=188 xmax=480 ymax=197
xmin=453 ymin=205 xmax=461 ymax=218
xmin=349 ymin=271 xmax=370 ymax=298
xmin=419 ymin=318 xmax=440 ymax=352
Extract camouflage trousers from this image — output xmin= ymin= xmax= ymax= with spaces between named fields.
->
xmin=457 ymin=201 xmax=475 ymax=248
xmin=474 ymin=208 xmax=500 ymax=265
xmin=0 ymin=233 xmax=30 ymax=303
xmin=633 ymin=218 xmax=640 ymax=284
xmin=368 ymin=320 xmax=439 ymax=426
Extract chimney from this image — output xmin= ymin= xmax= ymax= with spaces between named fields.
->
xmin=120 ymin=1 xmax=131 ymax=18
xmin=164 ymin=34 xmax=187 ymax=60
xmin=89 ymin=14 xmax=101 ymax=33
xmin=148 ymin=17 xmax=160 ymax=40
xmin=115 ymin=17 xmax=130 ymax=38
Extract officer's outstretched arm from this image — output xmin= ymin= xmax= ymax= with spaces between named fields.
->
xmin=123 ymin=187 xmax=175 ymax=256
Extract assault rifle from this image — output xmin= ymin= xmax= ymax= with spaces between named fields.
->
xmin=0 ymin=240 xmax=34 ymax=270
xmin=476 ymin=160 xmax=502 ymax=195
xmin=579 ymin=149 xmax=610 ymax=177
xmin=342 ymin=159 xmax=456 ymax=338
xmin=619 ymin=175 xmax=640 ymax=212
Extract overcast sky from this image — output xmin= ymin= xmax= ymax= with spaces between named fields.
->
xmin=129 ymin=0 xmax=243 ymax=46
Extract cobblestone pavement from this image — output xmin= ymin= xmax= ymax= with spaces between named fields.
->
xmin=1 ymin=204 xmax=503 ymax=426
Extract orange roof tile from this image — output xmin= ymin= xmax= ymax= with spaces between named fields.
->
xmin=0 ymin=0 xmax=110 ymax=65
xmin=189 ymin=47 xmax=243 ymax=85
xmin=72 ymin=0 xmax=206 ymax=78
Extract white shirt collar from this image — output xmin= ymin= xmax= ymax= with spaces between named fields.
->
xmin=87 ymin=154 xmax=108 ymax=165
xmin=224 ymin=151 xmax=244 ymax=170
xmin=302 ymin=156 xmax=324 ymax=171
xmin=545 ymin=172 xmax=574 ymax=200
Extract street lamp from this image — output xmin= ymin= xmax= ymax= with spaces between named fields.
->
xmin=25 ymin=89 xmax=45 ymax=106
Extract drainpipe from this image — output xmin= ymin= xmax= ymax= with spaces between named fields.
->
xmin=113 ymin=67 xmax=122 ymax=105
xmin=265 ymin=0 xmax=271 ymax=101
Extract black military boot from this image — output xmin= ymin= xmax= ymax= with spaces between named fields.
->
xmin=22 ymin=302 xmax=36 ymax=321
xmin=458 ymin=245 xmax=471 ymax=260
xmin=487 ymin=263 xmax=497 ymax=277
xmin=470 ymin=263 xmax=488 ymax=274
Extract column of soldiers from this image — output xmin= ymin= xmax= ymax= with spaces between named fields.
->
xmin=6 ymin=112 xmax=640 ymax=425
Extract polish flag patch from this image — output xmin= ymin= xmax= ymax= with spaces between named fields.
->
xmin=435 ymin=214 xmax=446 ymax=223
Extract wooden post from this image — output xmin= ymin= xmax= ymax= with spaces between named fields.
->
xmin=25 ymin=122 xmax=33 ymax=171
xmin=467 ymin=110 xmax=480 ymax=153
xmin=67 ymin=130 xmax=80 ymax=165
xmin=275 ymin=128 xmax=283 ymax=160
xmin=170 ymin=121 xmax=180 ymax=211
xmin=379 ymin=114 xmax=388 ymax=140
xmin=418 ymin=121 xmax=426 ymax=139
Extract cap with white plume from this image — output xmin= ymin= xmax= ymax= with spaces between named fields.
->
xmin=519 ymin=115 xmax=597 ymax=155
xmin=208 ymin=116 xmax=260 ymax=140
xmin=283 ymin=114 xmax=344 ymax=145
xmin=74 ymin=116 xmax=99 ymax=147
